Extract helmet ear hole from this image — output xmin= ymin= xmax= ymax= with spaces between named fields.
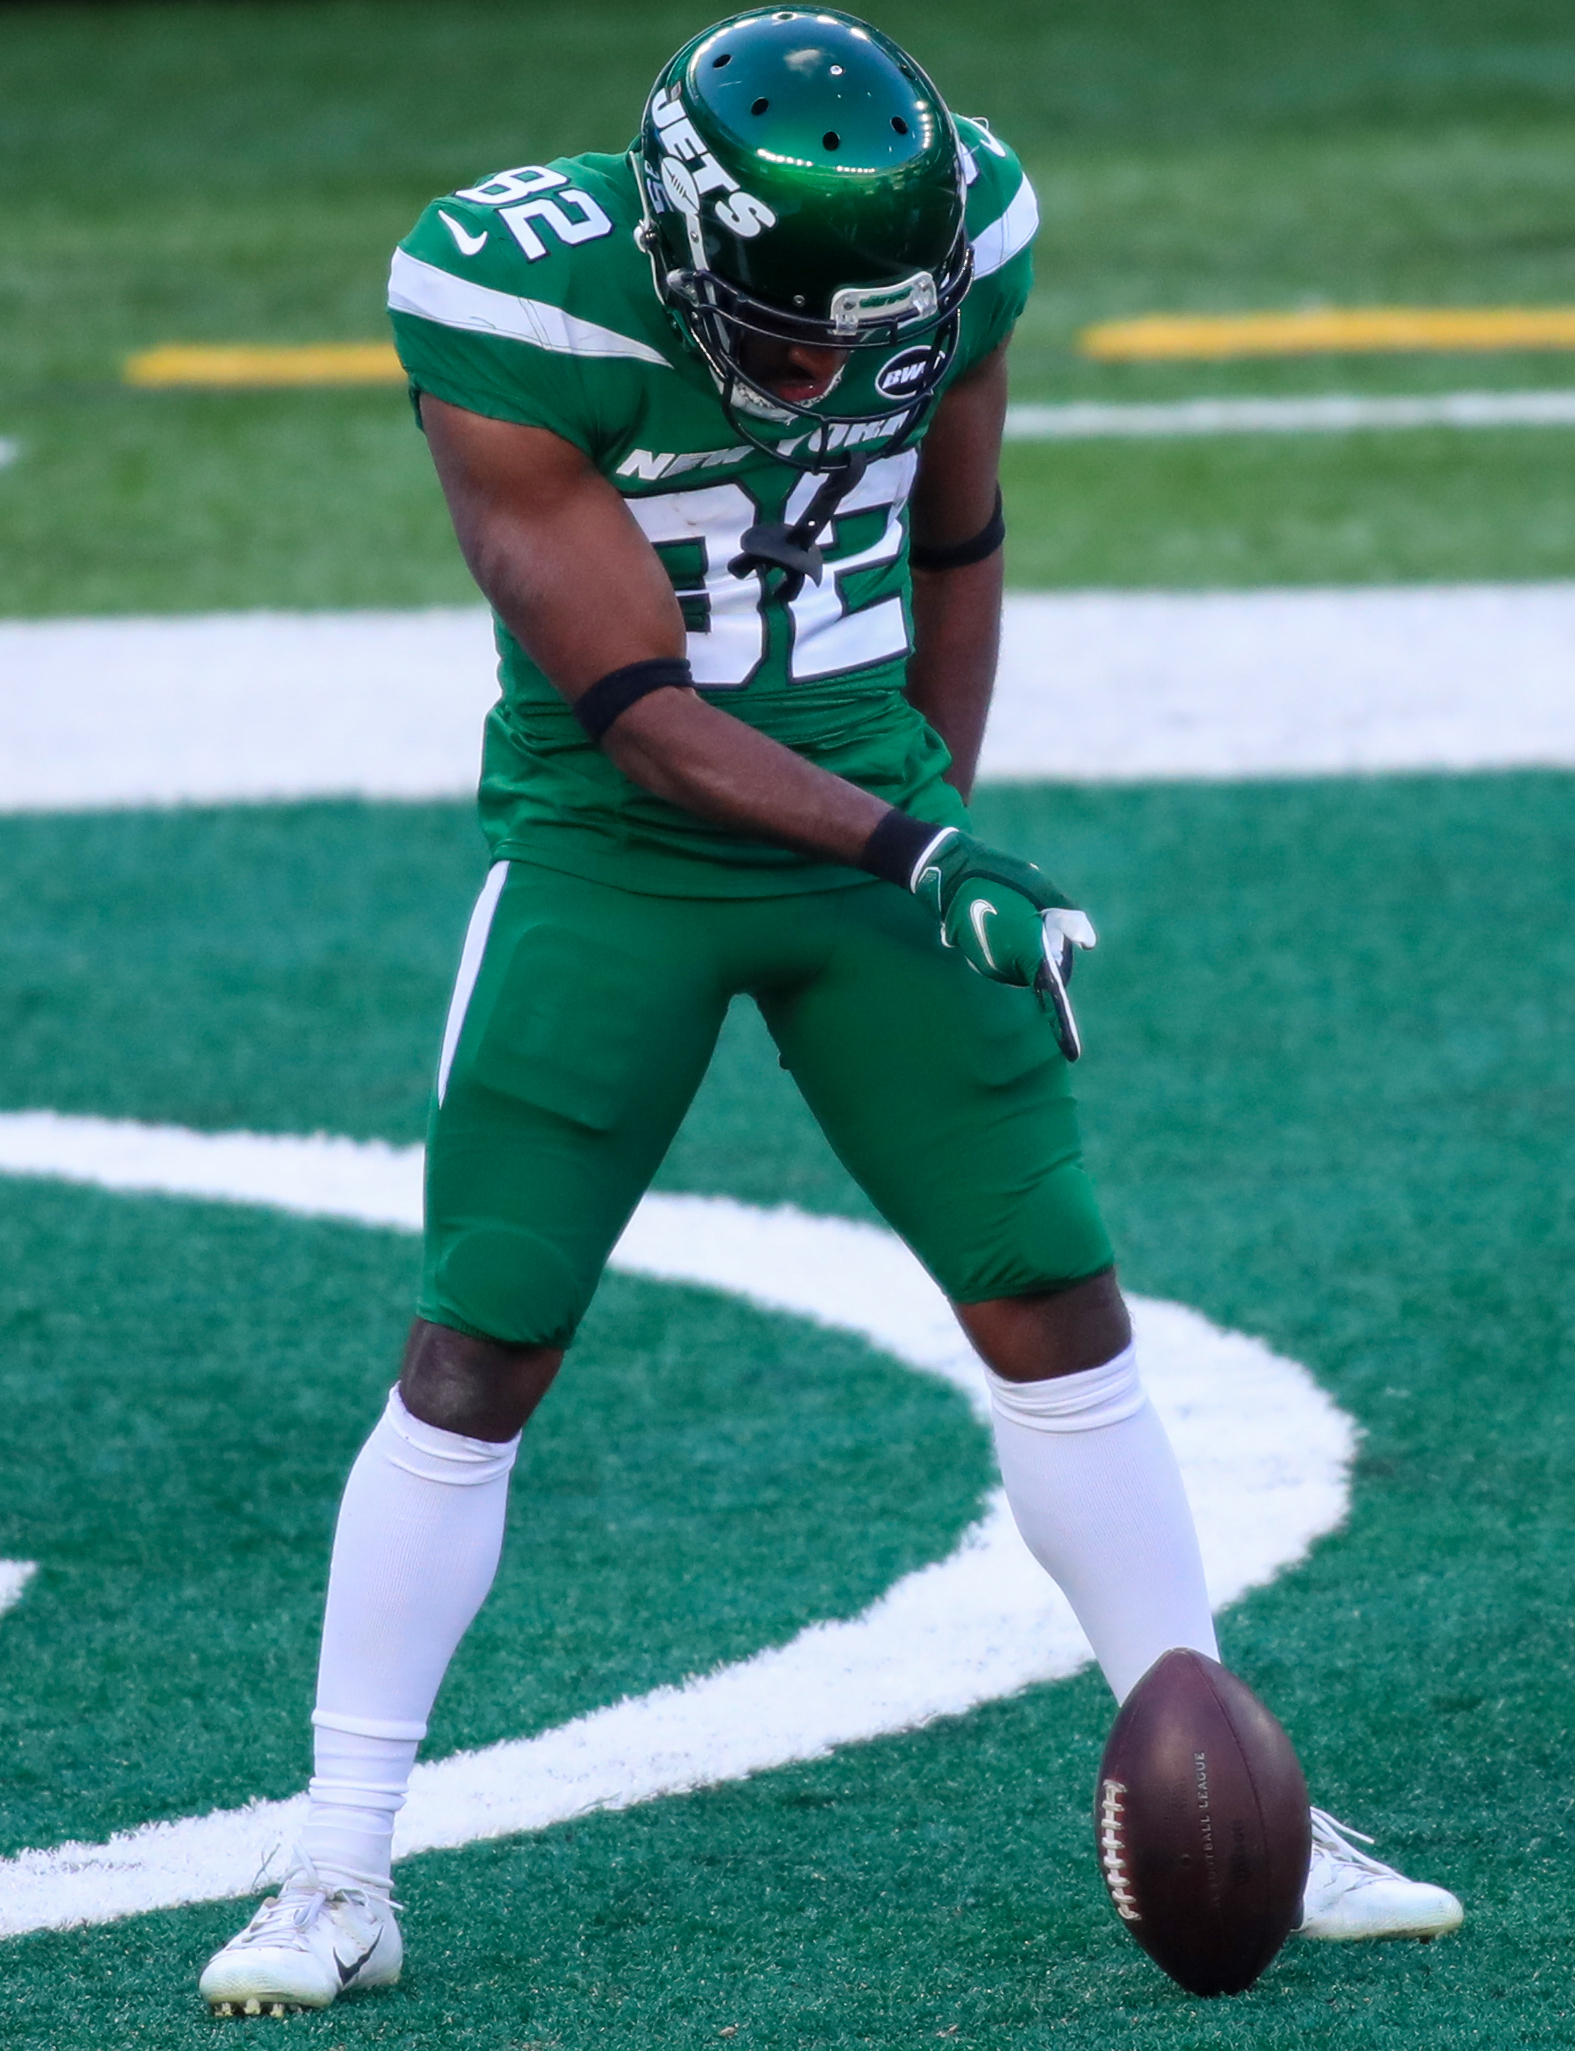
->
xmin=892 ymin=116 xmax=908 ymax=134
xmin=751 ymin=96 xmax=769 ymax=114
xmin=822 ymin=131 xmax=840 ymax=150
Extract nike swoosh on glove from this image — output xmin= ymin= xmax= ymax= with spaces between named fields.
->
xmin=910 ymin=827 xmax=1097 ymax=1060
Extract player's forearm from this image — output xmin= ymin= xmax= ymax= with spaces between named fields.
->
xmin=906 ymin=549 xmax=1005 ymax=801
xmin=421 ymin=398 xmax=933 ymax=867
xmin=452 ymin=496 xmax=887 ymax=863
xmin=605 ymin=688 xmax=890 ymax=865
xmin=469 ymin=523 xmax=889 ymax=863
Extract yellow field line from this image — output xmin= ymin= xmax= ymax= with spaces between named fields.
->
xmin=123 ymin=309 xmax=1575 ymax=386
xmin=1080 ymin=307 xmax=1575 ymax=361
xmin=124 ymin=344 xmax=404 ymax=387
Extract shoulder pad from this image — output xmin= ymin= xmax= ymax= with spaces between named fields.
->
xmin=400 ymin=156 xmax=641 ymax=312
xmin=954 ymin=118 xmax=1038 ymax=280
xmin=392 ymin=156 xmax=674 ymax=369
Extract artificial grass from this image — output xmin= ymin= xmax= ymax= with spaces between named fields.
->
xmin=0 ymin=802 xmax=484 ymax=1141
xmin=10 ymin=383 xmax=1575 ymax=616
xmin=1 ymin=776 xmax=1573 ymax=2044
xmin=0 ymin=1175 xmax=990 ymax=1856
xmin=1000 ymin=423 xmax=1575 ymax=587
xmin=0 ymin=389 xmax=466 ymax=618
xmin=4 ymin=4 xmax=1575 ymax=2041
xmin=6 ymin=2 xmax=1575 ymax=609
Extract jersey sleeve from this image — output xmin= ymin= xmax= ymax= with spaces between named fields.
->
xmin=953 ymin=118 xmax=1038 ymax=370
xmin=389 ymin=199 xmax=590 ymax=449
xmin=389 ymin=179 xmax=669 ymax=456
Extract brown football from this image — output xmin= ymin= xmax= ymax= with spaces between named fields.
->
xmin=1094 ymin=1649 xmax=1311 ymax=1996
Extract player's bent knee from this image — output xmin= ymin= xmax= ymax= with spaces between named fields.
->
xmin=953 ymin=1267 xmax=1132 ymax=1384
xmin=399 ymin=1317 xmax=564 ymax=1442
xmin=421 ymin=1219 xmax=590 ymax=1353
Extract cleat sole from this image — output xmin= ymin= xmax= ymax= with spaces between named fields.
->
xmin=206 ymin=1994 xmax=315 ymax=2018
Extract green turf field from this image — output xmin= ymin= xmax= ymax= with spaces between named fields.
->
xmin=5 ymin=783 xmax=1575 ymax=2048
xmin=5 ymin=0 xmax=1575 ymax=607
xmin=3 ymin=3 xmax=1575 ymax=2045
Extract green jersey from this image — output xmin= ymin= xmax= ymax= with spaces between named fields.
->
xmin=389 ymin=122 xmax=1037 ymax=895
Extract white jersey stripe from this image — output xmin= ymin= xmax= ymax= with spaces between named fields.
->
xmin=436 ymin=861 xmax=509 ymax=1106
xmin=970 ymin=177 xmax=1039 ymax=280
xmin=388 ymin=249 xmax=672 ymax=367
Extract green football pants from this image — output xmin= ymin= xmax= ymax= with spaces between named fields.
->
xmin=421 ymin=860 xmax=1115 ymax=1348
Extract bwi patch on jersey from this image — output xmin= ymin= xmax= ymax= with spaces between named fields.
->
xmin=875 ymin=345 xmax=936 ymax=400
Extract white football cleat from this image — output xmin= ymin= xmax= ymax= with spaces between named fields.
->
xmin=1296 ymin=1807 xmax=1464 ymax=1942
xmin=199 ymin=1857 xmax=402 ymax=2014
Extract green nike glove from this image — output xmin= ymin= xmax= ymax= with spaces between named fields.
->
xmin=911 ymin=827 xmax=1097 ymax=1061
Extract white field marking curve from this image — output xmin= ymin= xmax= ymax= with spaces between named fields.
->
xmin=5 ymin=584 xmax=1575 ymax=810
xmin=0 ymin=1113 xmax=1355 ymax=1937
xmin=0 ymin=1561 xmax=37 ymax=1617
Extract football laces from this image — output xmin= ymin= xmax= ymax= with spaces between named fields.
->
xmin=1099 ymin=1779 xmax=1142 ymax=1922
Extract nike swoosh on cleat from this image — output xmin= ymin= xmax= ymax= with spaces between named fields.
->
xmin=334 ymin=1928 xmax=381 ymax=1987
xmin=438 ymin=210 xmax=488 ymax=256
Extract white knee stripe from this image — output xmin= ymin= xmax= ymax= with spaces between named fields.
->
xmin=986 ymin=1342 xmax=1146 ymax=1432
xmin=435 ymin=859 xmax=509 ymax=1105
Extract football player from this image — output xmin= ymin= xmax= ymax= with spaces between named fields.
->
xmin=200 ymin=9 xmax=1461 ymax=2014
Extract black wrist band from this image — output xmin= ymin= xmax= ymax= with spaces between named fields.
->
xmin=860 ymin=810 xmax=951 ymax=890
xmin=908 ymin=487 xmax=1005 ymax=572
xmin=572 ymin=657 xmax=694 ymax=744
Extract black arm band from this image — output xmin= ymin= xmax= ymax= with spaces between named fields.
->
xmin=572 ymin=657 xmax=694 ymax=745
xmin=908 ymin=487 xmax=1005 ymax=572
xmin=859 ymin=809 xmax=952 ymax=890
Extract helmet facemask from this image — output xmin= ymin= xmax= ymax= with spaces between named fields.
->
xmin=641 ymin=211 xmax=973 ymax=469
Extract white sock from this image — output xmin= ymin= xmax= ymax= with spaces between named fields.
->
xmin=988 ymin=1343 xmax=1218 ymax=1702
xmin=301 ymin=1387 xmax=520 ymax=1890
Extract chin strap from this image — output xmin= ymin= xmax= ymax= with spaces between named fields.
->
xmin=728 ymin=453 xmax=868 ymax=603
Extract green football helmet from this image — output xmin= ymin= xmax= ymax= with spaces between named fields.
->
xmin=634 ymin=7 xmax=972 ymax=470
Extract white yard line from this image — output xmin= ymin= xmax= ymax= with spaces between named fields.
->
xmin=0 ymin=438 xmax=20 ymax=471
xmin=0 ymin=608 xmax=498 ymax=811
xmin=1004 ymin=390 xmax=1575 ymax=439
xmin=987 ymin=584 xmax=1575 ymax=781
xmin=0 ymin=1113 xmax=1354 ymax=1937
xmin=2 ymin=585 xmax=1573 ymax=805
